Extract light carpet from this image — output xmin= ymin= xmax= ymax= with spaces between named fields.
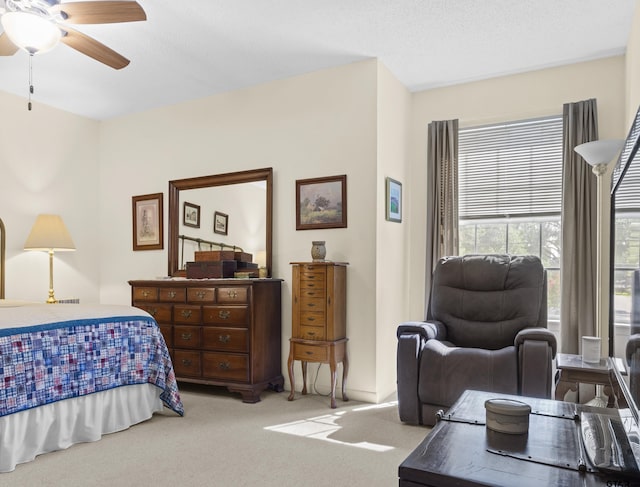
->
xmin=6 ymin=384 xmax=430 ymax=486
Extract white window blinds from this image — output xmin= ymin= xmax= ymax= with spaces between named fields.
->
xmin=458 ymin=116 xmax=563 ymax=219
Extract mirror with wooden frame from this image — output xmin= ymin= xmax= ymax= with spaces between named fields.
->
xmin=168 ymin=168 xmax=273 ymax=277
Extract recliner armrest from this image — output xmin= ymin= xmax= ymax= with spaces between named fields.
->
xmin=514 ymin=327 xmax=557 ymax=358
xmin=626 ymin=334 xmax=640 ymax=364
xmin=397 ymin=321 xmax=446 ymax=341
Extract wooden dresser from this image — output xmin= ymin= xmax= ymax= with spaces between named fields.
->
xmin=129 ymin=278 xmax=283 ymax=403
xmin=287 ymin=262 xmax=348 ymax=408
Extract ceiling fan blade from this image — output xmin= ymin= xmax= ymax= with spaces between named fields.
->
xmin=55 ymin=1 xmax=146 ymax=24
xmin=0 ymin=32 xmax=19 ymax=56
xmin=60 ymin=27 xmax=130 ymax=69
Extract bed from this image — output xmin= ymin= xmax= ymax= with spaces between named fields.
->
xmin=0 ymin=218 xmax=183 ymax=472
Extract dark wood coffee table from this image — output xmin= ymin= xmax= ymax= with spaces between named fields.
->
xmin=398 ymin=390 xmax=637 ymax=487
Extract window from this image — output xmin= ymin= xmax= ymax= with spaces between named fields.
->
xmin=458 ymin=117 xmax=563 ymax=320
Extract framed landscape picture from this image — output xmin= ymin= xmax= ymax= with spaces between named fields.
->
xmin=296 ymin=174 xmax=347 ymax=230
xmin=385 ymin=177 xmax=402 ymax=223
xmin=183 ymin=201 xmax=200 ymax=228
xmin=132 ymin=192 xmax=163 ymax=251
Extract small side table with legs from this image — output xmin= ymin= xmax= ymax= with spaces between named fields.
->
xmin=554 ymin=352 xmax=620 ymax=407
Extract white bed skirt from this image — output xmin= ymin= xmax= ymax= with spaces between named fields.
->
xmin=0 ymin=384 xmax=163 ymax=473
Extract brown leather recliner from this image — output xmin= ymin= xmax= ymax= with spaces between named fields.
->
xmin=396 ymin=254 xmax=557 ymax=426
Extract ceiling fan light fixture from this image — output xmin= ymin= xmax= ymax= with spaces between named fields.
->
xmin=1 ymin=10 xmax=61 ymax=54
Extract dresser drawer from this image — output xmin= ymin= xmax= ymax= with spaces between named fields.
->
xmin=173 ymin=350 xmax=201 ymax=377
xmin=202 ymin=305 xmax=249 ymax=326
xmin=187 ymin=288 xmax=216 ymax=303
xmin=132 ymin=287 xmax=158 ymax=302
xmin=202 ymin=328 xmax=248 ymax=353
xmin=158 ymin=324 xmax=173 ymax=348
xmin=293 ymin=342 xmax=329 ymax=362
xmin=174 ymin=325 xmax=201 ymax=348
xmin=159 ymin=288 xmax=187 ymax=302
xmin=174 ymin=305 xmax=202 ymax=324
xmin=136 ymin=303 xmax=172 ymax=324
xmin=300 ymin=297 xmax=324 ymax=312
xmin=299 ymin=325 xmax=325 ymax=340
xmin=217 ymin=287 xmax=249 ymax=304
xmin=202 ymin=352 xmax=249 ymax=382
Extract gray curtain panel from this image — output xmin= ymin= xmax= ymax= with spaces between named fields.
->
xmin=560 ymin=98 xmax=598 ymax=354
xmin=425 ymin=119 xmax=459 ymax=319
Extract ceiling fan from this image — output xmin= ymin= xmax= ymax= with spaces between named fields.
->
xmin=0 ymin=0 xmax=146 ymax=69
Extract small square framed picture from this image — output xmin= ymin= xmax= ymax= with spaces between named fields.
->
xmin=183 ymin=202 xmax=200 ymax=228
xmin=385 ymin=177 xmax=402 ymax=223
xmin=214 ymin=211 xmax=228 ymax=235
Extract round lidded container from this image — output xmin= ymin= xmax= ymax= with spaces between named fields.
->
xmin=484 ymin=398 xmax=531 ymax=435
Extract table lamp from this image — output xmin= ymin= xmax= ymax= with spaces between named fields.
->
xmin=24 ymin=214 xmax=75 ymax=304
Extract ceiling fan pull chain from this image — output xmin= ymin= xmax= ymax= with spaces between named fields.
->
xmin=28 ymin=53 xmax=34 ymax=111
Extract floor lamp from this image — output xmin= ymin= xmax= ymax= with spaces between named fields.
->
xmin=24 ymin=214 xmax=76 ymax=304
xmin=574 ymin=139 xmax=623 ymax=406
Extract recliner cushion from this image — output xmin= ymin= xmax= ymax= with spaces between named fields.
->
xmin=418 ymin=339 xmax=518 ymax=407
xmin=429 ymin=254 xmax=545 ymax=349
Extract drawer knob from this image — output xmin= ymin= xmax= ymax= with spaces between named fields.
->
xmin=227 ymin=290 xmax=238 ymax=299
xmin=307 ymin=303 xmax=316 ymax=308
xmin=307 ymin=331 xmax=316 ymax=336
xmin=168 ymin=291 xmax=177 ymax=298
xmin=181 ymin=309 xmax=192 ymax=318
xmin=148 ymin=307 xmax=157 ymax=316
xmin=219 ymin=310 xmax=231 ymax=320
xmin=218 ymin=361 xmax=231 ymax=370
xmin=182 ymin=359 xmax=192 ymax=366
xmin=305 ymin=351 xmax=313 ymax=356
xmin=142 ymin=290 xmax=150 ymax=298
xmin=196 ymin=290 xmax=206 ymax=299
xmin=181 ymin=333 xmax=192 ymax=340
xmin=308 ymin=317 xmax=315 ymax=322
xmin=219 ymin=334 xmax=231 ymax=343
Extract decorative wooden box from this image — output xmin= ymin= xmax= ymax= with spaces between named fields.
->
xmin=186 ymin=260 xmax=237 ymax=278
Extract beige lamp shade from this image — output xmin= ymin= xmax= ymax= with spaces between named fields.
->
xmin=24 ymin=214 xmax=76 ymax=251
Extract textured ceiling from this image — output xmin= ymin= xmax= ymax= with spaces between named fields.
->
xmin=0 ymin=0 xmax=636 ymax=120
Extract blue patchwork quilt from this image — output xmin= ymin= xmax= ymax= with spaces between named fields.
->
xmin=0 ymin=315 xmax=184 ymax=417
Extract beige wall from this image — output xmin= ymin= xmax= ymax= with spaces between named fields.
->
xmin=98 ymin=60 xmax=383 ymax=401
xmin=406 ymin=56 xmax=627 ymax=320
xmin=0 ymin=90 xmax=101 ymax=303
xmin=375 ymin=63 xmax=411 ymax=401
